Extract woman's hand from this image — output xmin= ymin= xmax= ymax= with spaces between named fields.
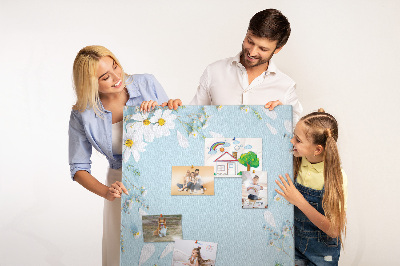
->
xmin=140 ymin=100 xmax=158 ymax=113
xmin=161 ymin=99 xmax=182 ymax=110
xmin=105 ymin=181 xmax=129 ymax=201
xmin=275 ymin=173 xmax=306 ymax=206
xmin=264 ymin=100 xmax=282 ymax=111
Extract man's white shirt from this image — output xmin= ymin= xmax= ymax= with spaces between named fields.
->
xmin=190 ymin=53 xmax=303 ymax=125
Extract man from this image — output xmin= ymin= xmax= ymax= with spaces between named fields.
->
xmin=194 ymin=169 xmax=206 ymax=194
xmin=190 ymin=9 xmax=302 ymax=124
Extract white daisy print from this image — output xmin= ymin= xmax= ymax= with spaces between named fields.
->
xmin=128 ymin=113 xmax=155 ymax=143
xmin=123 ymin=128 xmax=147 ymax=163
xmin=149 ymin=109 xmax=176 ymax=138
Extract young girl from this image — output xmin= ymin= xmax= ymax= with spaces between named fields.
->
xmin=275 ymin=108 xmax=347 ymax=265
xmin=184 ymin=247 xmax=210 ymax=266
xmin=69 ymin=45 xmax=181 ymax=265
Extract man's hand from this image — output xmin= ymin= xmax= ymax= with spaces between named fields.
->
xmin=264 ymin=100 xmax=282 ymax=111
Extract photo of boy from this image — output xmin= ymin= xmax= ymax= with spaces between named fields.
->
xmin=242 ymin=171 xmax=268 ymax=208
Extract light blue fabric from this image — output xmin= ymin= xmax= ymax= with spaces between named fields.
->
xmin=68 ymin=74 xmax=169 ymax=180
xmin=121 ymin=105 xmax=294 ymax=265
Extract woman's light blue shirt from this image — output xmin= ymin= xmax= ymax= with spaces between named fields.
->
xmin=68 ymin=74 xmax=169 ymax=180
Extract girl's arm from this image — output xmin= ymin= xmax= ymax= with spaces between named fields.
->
xmin=74 ymin=170 xmax=128 ymax=201
xmin=275 ymin=174 xmax=340 ymax=238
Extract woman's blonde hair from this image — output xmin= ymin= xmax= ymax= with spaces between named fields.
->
xmin=72 ymin=45 xmax=124 ymax=116
xmin=294 ymin=108 xmax=347 ymax=245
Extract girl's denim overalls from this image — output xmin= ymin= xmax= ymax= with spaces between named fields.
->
xmin=294 ymin=182 xmax=341 ymax=266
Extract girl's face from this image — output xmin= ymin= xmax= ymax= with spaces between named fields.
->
xmin=291 ymin=121 xmax=323 ymax=162
xmin=96 ymin=56 xmax=124 ymax=95
xmin=191 ymin=250 xmax=197 ymax=257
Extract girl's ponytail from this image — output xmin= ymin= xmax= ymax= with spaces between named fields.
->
xmin=323 ymin=129 xmax=346 ymax=245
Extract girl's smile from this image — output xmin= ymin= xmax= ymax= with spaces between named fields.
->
xmin=291 ymin=121 xmax=324 ymax=163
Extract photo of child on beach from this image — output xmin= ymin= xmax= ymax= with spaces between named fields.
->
xmin=171 ymin=166 xmax=214 ymax=196
xmin=142 ymin=214 xmax=183 ymax=242
xmin=172 ymin=239 xmax=217 ymax=266
xmin=242 ymin=171 xmax=268 ymax=208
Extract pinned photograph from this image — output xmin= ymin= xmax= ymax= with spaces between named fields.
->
xmin=171 ymin=166 xmax=214 ymax=195
xmin=172 ymin=239 xmax=218 ymax=266
xmin=142 ymin=214 xmax=183 ymax=242
xmin=204 ymin=138 xmax=262 ymax=177
xmin=242 ymin=171 xmax=268 ymax=208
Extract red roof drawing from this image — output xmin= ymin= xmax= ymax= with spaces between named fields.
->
xmin=214 ymin=152 xmax=239 ymax=162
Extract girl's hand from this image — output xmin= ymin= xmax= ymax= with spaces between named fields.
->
xmin=264 ymin=100 xmax=282 ymax=111
xmin=275 ymin=173 xmax=306 ymax=206
xmin=105 ymin=181 xmax=129 ymax=201
xmin=140 ymin=100 xmax=158 ymax=113
xmin=161 ymin=99 xmax=182 ymax=110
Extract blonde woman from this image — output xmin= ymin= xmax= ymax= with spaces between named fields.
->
xmin=69 ymin=45 xmax=181 ymax=265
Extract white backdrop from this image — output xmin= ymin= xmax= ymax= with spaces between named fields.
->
xmin=1 ymin=0 xmax=399 ymax=265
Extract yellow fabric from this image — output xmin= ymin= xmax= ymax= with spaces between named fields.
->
xmin=296 ymin=157 xmax=348 ymax=211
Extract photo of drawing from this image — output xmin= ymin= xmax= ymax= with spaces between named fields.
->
xmin=242 ymin=171 xmax=268 ymax=208
xmin=142 ymin=214 xmax=183 ymax=242
xmin=171 ymin=166 xmax=214 ymax=195
xmin=172 ymin=240 xmax=218 ymax=266
xmin=205 ymin=138 xmax=262 ymax=177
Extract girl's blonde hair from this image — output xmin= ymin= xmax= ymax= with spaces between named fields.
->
xmin=190 ymin=247 xmax=209 ymax=265
xmin=294 ymin=108 xmax=346 ymax=245
xmin=72 ymin=45 xmax=124 ymax=116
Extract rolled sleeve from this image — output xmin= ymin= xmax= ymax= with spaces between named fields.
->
xmin=68 ymin=110 xmax=92 ymax=180
xmin=148 ymin=74 xmax=169 ymax=104
xmin=190 ymin=67 xmax=211 ymax=105
xmin=283 ymin=83 xmax=303 ymax=127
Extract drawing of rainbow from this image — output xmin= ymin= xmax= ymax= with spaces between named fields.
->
xmin=210 ymin=142 xmax=225 ymax=151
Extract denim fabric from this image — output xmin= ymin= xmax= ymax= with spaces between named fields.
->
xmin=294 ymin=182 xmax=340 ymax=265
xmin=68 ymin=74 xmax=169 ymax=180
xmin=248 ymin=194 xmax=261 ymax=200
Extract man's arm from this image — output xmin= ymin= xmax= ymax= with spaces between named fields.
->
xmin=189 ymin=67 xmax=211 ymax=105
xmin=283 ymin=83 xmax=303 ymax=126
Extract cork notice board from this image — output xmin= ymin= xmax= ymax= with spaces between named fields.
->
xmin=121 ymin=105 xmax=294 ymax=265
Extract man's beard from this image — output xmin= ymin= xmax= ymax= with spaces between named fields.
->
xmin=241 ymin=46 xmax=275 ymax=68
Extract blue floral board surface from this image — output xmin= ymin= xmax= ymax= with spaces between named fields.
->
xmin=121 ymin=105 xmax=294 ymax=266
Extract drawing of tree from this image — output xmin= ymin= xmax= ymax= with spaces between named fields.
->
xmin=238 ymin=151 xmax=259 ymax=171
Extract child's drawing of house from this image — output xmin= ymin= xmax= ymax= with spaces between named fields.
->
xmin=214 ymin=152 xmax=238 ymax=175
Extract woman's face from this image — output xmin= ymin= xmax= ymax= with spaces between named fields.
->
xmin=96 ymin=56 xmax=124 ymax=95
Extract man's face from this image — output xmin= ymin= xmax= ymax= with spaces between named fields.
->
xmin=241 ymin=31 xmax=282 ymax=69
xmin=195 ymin=170 xmax=199 ymax=176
